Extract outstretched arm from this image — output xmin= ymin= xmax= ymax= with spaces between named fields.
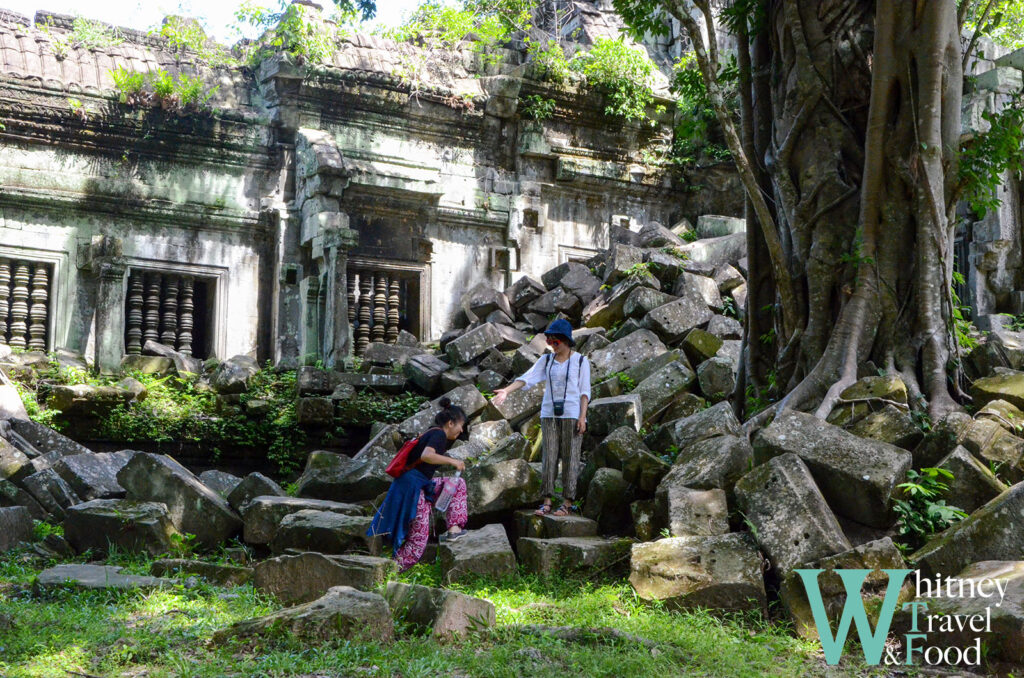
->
xmin=419 ymin=447 xmax=465 ymax=472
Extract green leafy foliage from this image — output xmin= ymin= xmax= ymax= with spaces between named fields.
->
xmin=958 ymin=96 xmax=1024 ymax=218
xmin=624 ymin=261 xmax=652 ymax=279
xmin=610 ymin=0 xmax=671 ymax=41
xmin=32 ymin=520 xmax=64 ymax=541
xmin=571 ymin=37 xmax=657 ymax=122
xmin=962 ymin=0 xmax=1024 ymax=49
xmin=152 ymin=16 xmax=238 ymax=68
xmin=744 ymin=371 xmax=777 ymax=416
xmin=527 ymin=38 xmax=572 ymax=84
xmin=520 ymin=94 xmax=556 ymax=120
xmin=951 ymin=270 xmax=979 ymax=351
xmin=670 ymin=52 xmax=735 ymax=165
xmin=235 ymin=0 xmax=356 ymax=67
xmin=611 ymin=371 xmax=637 ymax=392
xmin=108 ymin=66 xmax=218 ymax=111
xmin=16 ymin=360 xmax=308 ymax=477
xmin=382 ymin=0 xmax=525 ymax=64
xmin=893 ymin=467 xmax=968 ymax=551
xmin=334 ymin=391 xmax=428 ymax=426
xmin=39 ymin=16 xmax=124 ymax=59
xmin=722 ymin=296 xmax=738 ymax=319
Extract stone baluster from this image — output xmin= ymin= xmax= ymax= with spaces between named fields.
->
xmin=356 ymin=273 xmax=372 ymax=356
xmin=28 ymin=264 xmax=48 ymax=351
xmin=125 ymin=273 xmax=144 ymax=354
xmin=144 ymin=273 xmax=161 ymax=345
xmin=387 ymin=277 xmax=400 ymax=343
xmin=347 ymin=272 xmax=356 ymax=324
xmin=178 ymin=278 xmax=194 ymax=356
xmin=0 ymin=259 xmax=10 ymax=343
xmin=160 ymin=276 xmax=179 ymax=346
xmin=8 ymin=262 xmax=29 ymax=349
xmin=372 ymin=274 xmax=387 ymax=344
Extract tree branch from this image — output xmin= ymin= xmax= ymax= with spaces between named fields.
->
xmin=668 ymin=0 xmax=800 ymax=343
xmin=962 ymin=0 xmax=997 ymax=71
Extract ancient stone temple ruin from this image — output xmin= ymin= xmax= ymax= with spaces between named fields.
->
xmin=0 ymin=4 xmax=743 ymax=373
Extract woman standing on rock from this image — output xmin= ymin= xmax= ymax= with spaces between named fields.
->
xmin=491 ymin=319 xmax=591 ymax=517
xmin=367 ymin=398 xmax=468 ymax=571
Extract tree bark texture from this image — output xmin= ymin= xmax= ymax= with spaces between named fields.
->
xmin=669 ymin=0 xmax=964 ymax=421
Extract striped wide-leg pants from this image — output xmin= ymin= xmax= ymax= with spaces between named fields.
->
xmin=539 ymin=417 xmax=584 ymax=501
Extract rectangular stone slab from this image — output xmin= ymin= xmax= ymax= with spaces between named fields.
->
xmin=0 ymin=505 xmax=33 ymax=552
xmin=629 ymin=534 xmax=765 ymax=613
xmin=269 ymin=509 xmax=378 ymax=556
xmin=752 ymin=411 xmax=911 ymax=528
xmin=587 ymin=329 xmax=667 ymax=382
xmin=117 ymin=452 xmax=241 ymax=548
xmin=518 ymin=536 xmax=632 ymax=575
xmin=54 ymin=450 xmax=135 ymax=501
xmin=910 ymin=481 xmax=1024 ymax=578
xmin=385 ymin=581 xmax=495 ymax=637
xmin=254 ymin=551 xmax=394 ymax=603
xmin=735 ymin=453 xmax=851 ymax=573
xmin=64 ymin=498 xmax=179 ymax=556
xmin=241 ymin=495 xmax=364 ymax=545
xmin=439 ymin=523 xmax=515 ymax=583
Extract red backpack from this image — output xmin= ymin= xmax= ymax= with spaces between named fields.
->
xmin=384 ymin=428 xmax=438 ymax=478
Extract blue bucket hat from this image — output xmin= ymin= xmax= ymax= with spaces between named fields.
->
xmin=544 ymin=319 xmax=575 ymax=346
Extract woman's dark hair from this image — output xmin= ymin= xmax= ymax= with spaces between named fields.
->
xmin=434 ymin=397 xmax=467 ymax=427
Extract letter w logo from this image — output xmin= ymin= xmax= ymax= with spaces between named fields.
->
xmin=795 ymin=568 xmax=912 ymax=665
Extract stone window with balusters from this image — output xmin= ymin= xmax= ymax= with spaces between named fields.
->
xmin=123 ymin=269 xmax=214 ymax=359
xmin=0 ymin=258 xmax=51 ymax=351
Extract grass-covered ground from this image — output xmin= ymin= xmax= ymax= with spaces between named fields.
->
xmin=0 ymin=541 xmax=888 ymax=678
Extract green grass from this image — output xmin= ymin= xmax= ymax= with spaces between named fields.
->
xmin=0 ymin=549 xmax=874 ymax=677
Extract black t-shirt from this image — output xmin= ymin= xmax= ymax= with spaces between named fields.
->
xmin=406 ymin=428 xmax=448 ymax=479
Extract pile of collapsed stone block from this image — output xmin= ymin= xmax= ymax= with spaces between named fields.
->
xmin=4 ymin=214 xmax=1024 ymax=658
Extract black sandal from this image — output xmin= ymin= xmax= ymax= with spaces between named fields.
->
xmin=534 ymin=503 xmax=553 ymax=516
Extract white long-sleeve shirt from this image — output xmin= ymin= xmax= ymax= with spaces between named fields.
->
xmin=516 ymin=351 xmax=592 ymax=419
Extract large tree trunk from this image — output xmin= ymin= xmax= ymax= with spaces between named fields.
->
xmin=661 ymin=0 xmax=964 ymax=421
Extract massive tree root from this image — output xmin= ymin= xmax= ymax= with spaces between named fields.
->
xmin=807 ymin=0 xmax=963 ymax=422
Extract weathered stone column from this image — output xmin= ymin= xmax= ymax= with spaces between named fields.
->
xmin=91 ymin=236 xmax=127 ymax=375
xmin=321 ymin=216 xmax=358 ymax=369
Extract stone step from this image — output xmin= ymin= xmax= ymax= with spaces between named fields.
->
xmin=513 ymin=510 xmax=599 ymax=540
xmin=150 ymin=559 xmax=254 ymax=587
xmin=240 ymin=495 xmax=364 ymax=545
xmin=35 ymin=564 xmax=169 ymax=590
xmin=268 ymin=509 xmax=379 ymax=556
xmin=439 ymin=523 xmax=515 ymax=583
xmin=517 ymin=536 xmax=633 ymax=576
xmin=255 ymin=551 xmax=395 ymax=604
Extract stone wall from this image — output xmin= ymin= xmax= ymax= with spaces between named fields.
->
xmin=960 ymin=42 xmax=1024 ymax=326
xmin=0 ymin=4 xmax=742 ymax=370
